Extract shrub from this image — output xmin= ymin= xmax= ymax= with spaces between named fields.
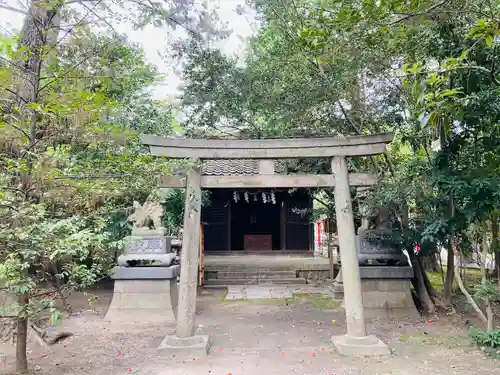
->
xmin=469 ymin=327 xmax=500 ymax=357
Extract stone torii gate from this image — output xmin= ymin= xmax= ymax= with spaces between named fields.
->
xmin=142 ymin=133 xmax=393 ymax=356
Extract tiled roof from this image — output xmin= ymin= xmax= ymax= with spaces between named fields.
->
xmin=202 ymin=160 xmax=286 ymax=175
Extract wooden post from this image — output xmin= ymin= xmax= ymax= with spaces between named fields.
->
xmin=176 ymin=165 xmax=202 ymax=338
xmin=199 ymin=223 xmax=204 ymax=287
xmin=227 ymin=198 xmax=231 ymax=250
xmin=331 ymin=156 xmax=366 ymax=338
xmin=280 ymin=200 xmax=286 ymax=250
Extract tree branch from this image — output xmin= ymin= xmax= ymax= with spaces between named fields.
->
xmin=387 ymin=0 xmax=452 ymax=26
xmin=337 ymin=100 xmax=381 ymax=175
xmin=0 ymin=4 xmax=27 ymax=15
xmin=406 ymin=65 xmax=500 ymax=85
xmin=3 ymin=87 xmax=29 ymax=104
xmin=43 ymin=0 xmax=104 ymax=60
xmin=9 ymin=123 xmax=30 ymax=139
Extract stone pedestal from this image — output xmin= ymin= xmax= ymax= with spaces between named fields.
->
xmin=331 ymin=334 xmax=390 ymax=356
xmin=330 ymin=266 xmax=418 ymax=319
xmin=158 ymin=334 xmax=210 ymax=358
xmin=360 ymin=266 xmax=419 ymax=319
xmin=105 ymin=265 xmax=180 ymax=323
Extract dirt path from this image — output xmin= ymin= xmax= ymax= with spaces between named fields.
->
xmin=0 ymin=288 xmax=497 ymax=375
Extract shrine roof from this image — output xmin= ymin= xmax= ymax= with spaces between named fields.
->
xmin=202 ymin=159 xmax=286 ymax=176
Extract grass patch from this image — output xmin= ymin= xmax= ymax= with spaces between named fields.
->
xmin=216 ymin=291 xmax=340 ymax=308
xmin=293 ymin=293 xmax=341 ymax=309
xmin=218 ymin=291 xmax=297 ymax=305
xmin=426 ymin=267 xmax=483 ymax=293
xmin=309 ymin=294 xmax=342 ymax=309
xmin=220 ymin=297 xmax=297 ymax=304
xmin=293 ymin=292 xmax=313 ymax=298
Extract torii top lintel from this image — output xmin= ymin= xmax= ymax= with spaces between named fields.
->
xmin=141 ymin=132 xmax=394 ymax=159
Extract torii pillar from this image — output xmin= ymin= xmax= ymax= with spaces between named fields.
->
xmin=330 ymin=156 xmax=389 ymax=356
xmin=158 ymin=163 xmax=210 ymax=356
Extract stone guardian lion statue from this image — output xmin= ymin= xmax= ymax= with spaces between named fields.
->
xmin=127 ymin=199 xmax=165 ymax=235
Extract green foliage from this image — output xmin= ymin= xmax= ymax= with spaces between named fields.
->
xmin=162 ymin=189 xmax=211 ymax=236
xmin=178 ymin=1 xmax=500 ymax=258
xmin=0 ymin=24 xmax=176 ymax=347
xmin=469 ymin=327 xmax=500 ymax=355
xmin=473 ymin=282 xmax=500 ymax=302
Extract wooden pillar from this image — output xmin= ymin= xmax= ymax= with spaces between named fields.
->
xmin=332 ymin=156 xmax=366 ymax=338
xmin=176 ymin=165 xmax=202 ymax=338
xmin=227 ymin=198 xmax=232 ymax=250
xmin=280 ymin=200 xmax=286 ymax=250
xmin=199 ymin=223 xmax=204 ymax=287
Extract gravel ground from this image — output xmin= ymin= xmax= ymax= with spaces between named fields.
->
xmin=0 ymin=287 xmax=498 ymax=375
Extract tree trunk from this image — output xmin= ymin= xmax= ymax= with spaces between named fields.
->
xmin=421 ymin=254 xmax=439 ymax=272
xmin=420 ymin=256 xmax=441 ymax=298
xmin=407 ymin=249 xmax=436 ymax=313
xmin=13 ymin=1 xmax=62 ymax=370
xmin=15 ymin=293 xmax=29 ymax=374
xmin=399 ymin=206 xmax=435 ymax=313
xmin=481 ymin=227 xmax=494 ymax=331
xmin=454 ymin=256 xmax=487 ymax=325
xmin=492 ymin=214 xmax=499 ymax=280
xmin=494 ymin=249 xmax=500 ymax=275
xmin=444 ymin=240 xmax=455 ymax=304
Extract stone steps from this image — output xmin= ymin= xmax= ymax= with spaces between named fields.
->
xmin=204 ymin=277 xmax=306 ymax=287
xmin=216 ymin=270 xmax=297 ymax=279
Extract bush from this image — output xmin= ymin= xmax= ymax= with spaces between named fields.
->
xmin=469 ymin=327 xmax=500 ymax=357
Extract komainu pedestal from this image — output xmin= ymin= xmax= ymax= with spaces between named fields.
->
xmin=105 ymin=199 xmax=180 ymax=324
xmin=330 ymin=230 xmax=419 ymax=319
xmin=359 ymin=266 xmax=419 ymax=319
xmin=105 ymin=267 xmax=180 ymax=323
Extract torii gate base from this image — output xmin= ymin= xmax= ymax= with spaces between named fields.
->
xmin=144 ymin=134 xmax=392 ymax=357
xmin=332 ymin=335 xmax=390 ymax=356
